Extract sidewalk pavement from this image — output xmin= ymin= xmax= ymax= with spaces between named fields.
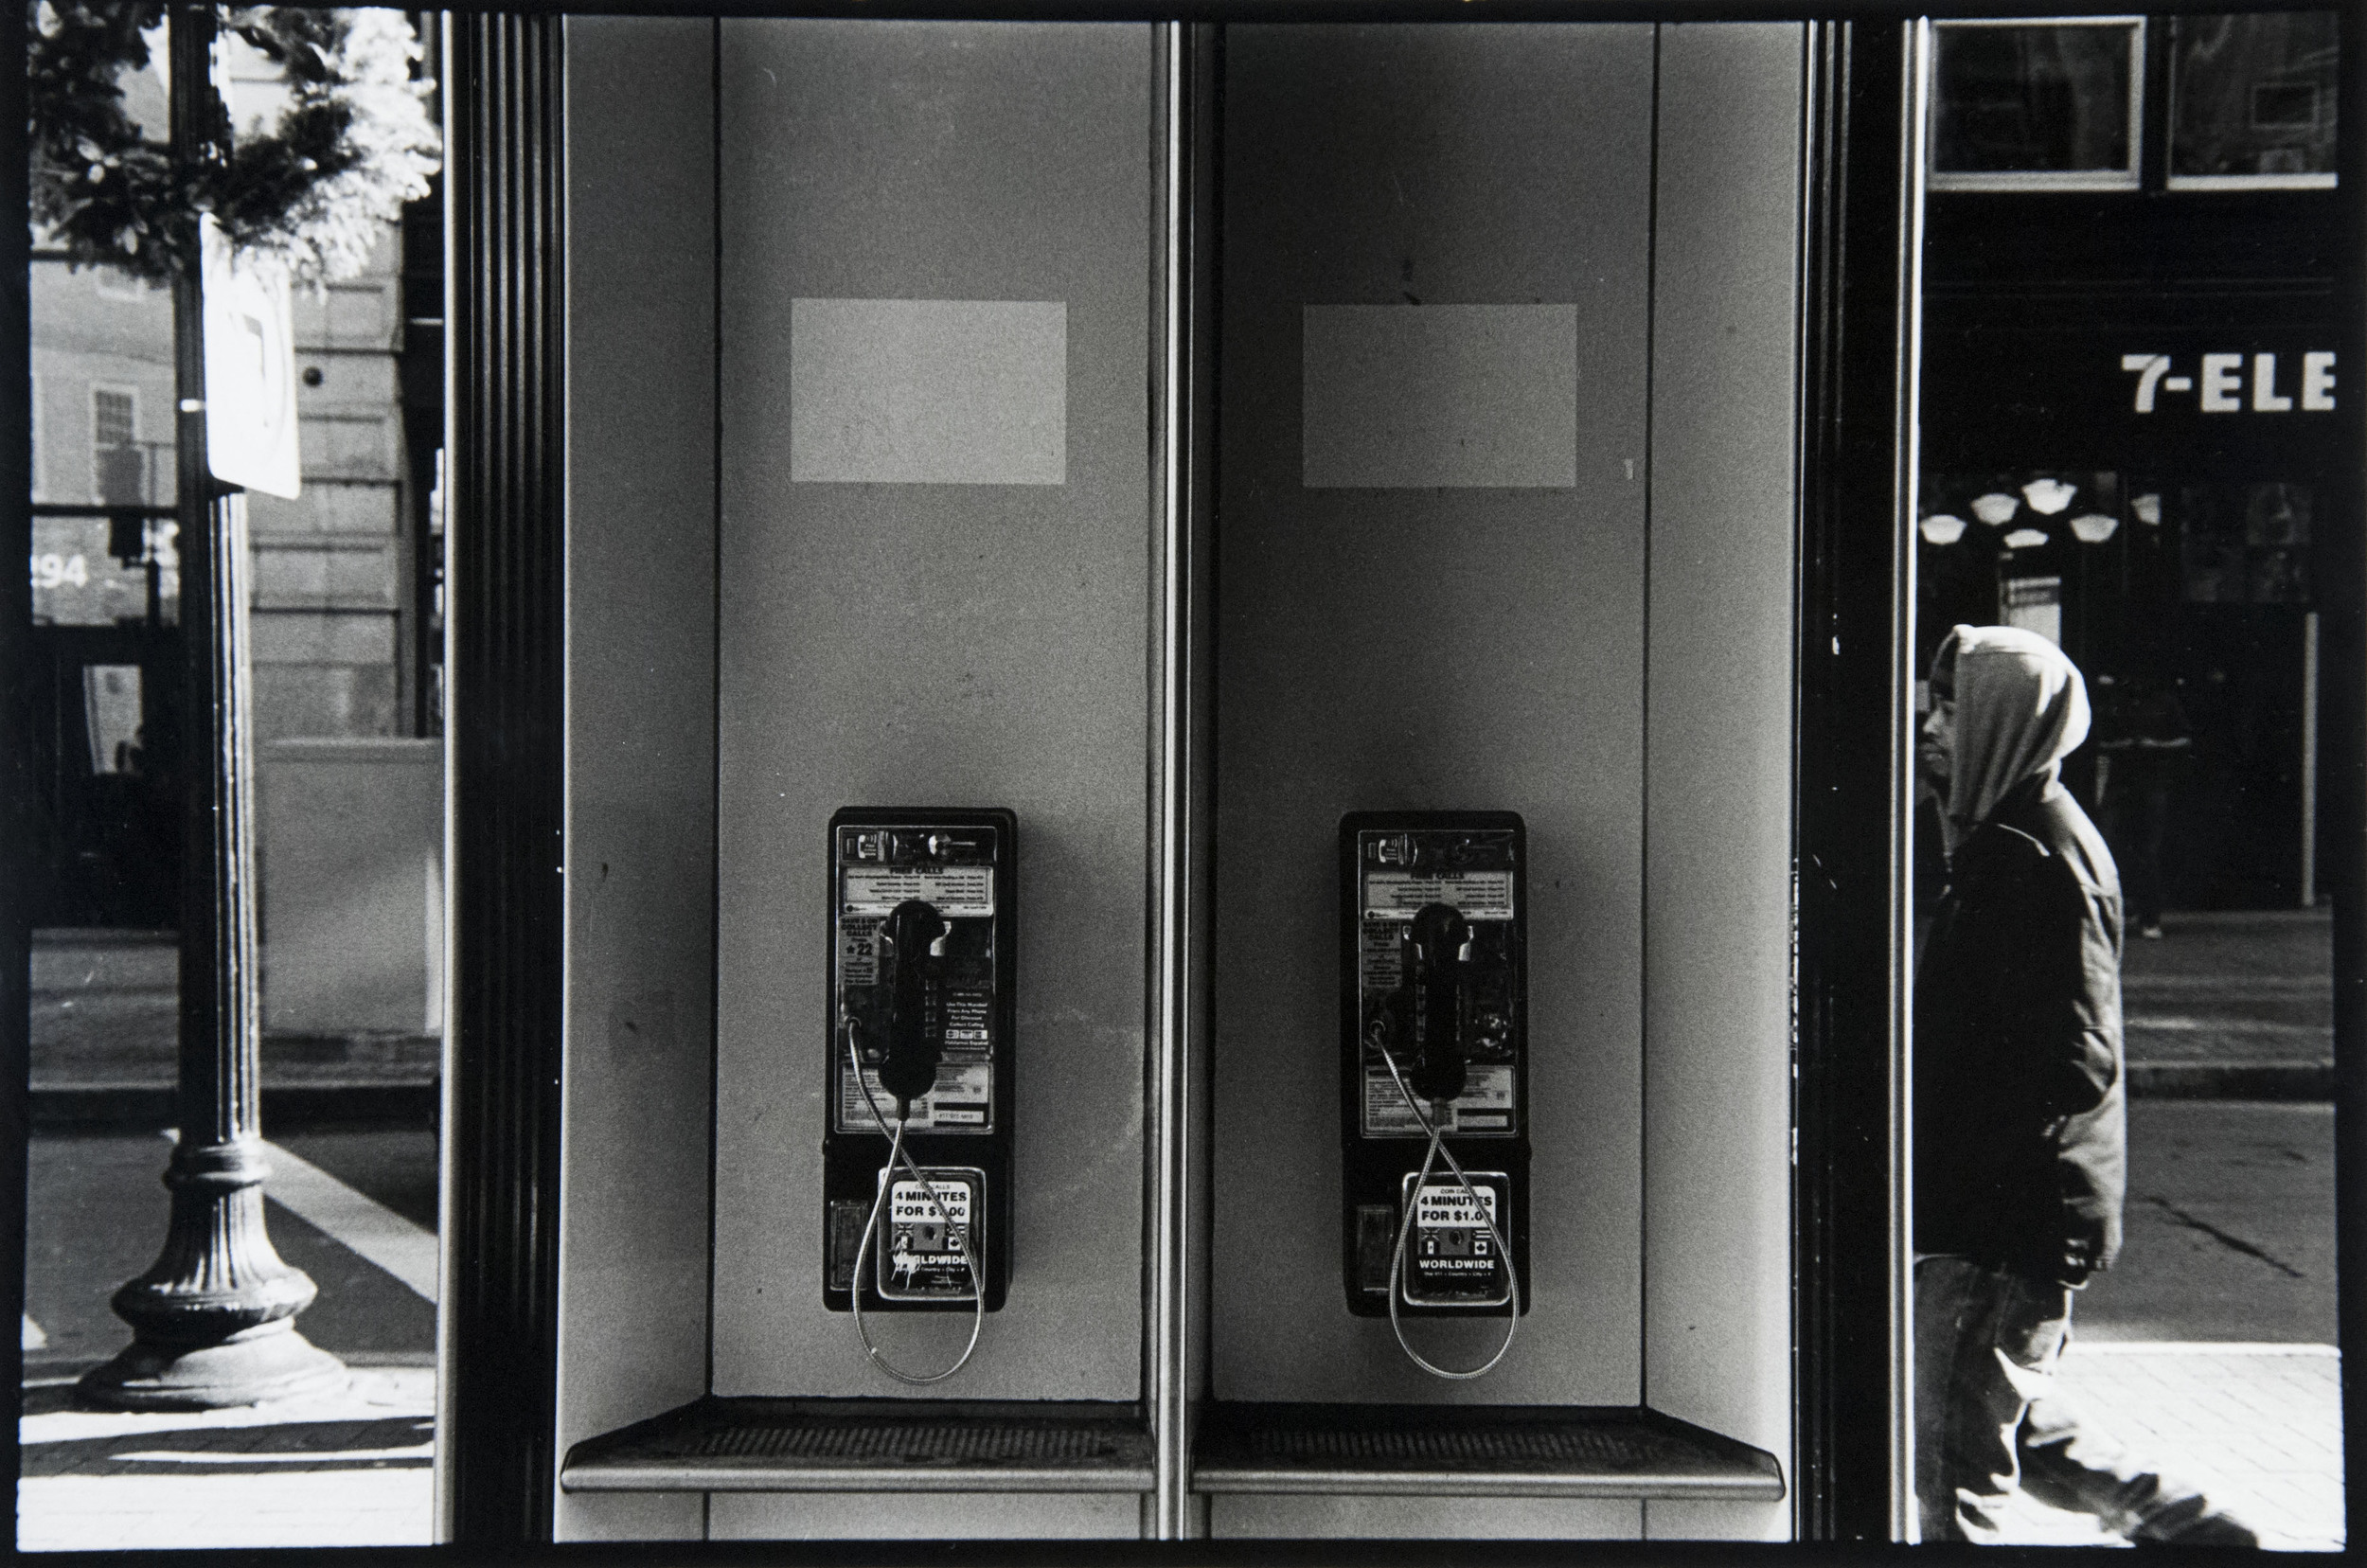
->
xmin=1988 ymin=1343 xmax=2344 ymax=1551
xmin=18 ymin=1367 xmax=436 ymax=1550
xmin=19 ymin=1126 xmax=440 ymax=1552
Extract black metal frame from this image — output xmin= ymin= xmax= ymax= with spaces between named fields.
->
xmin=2329 ymin=10 xmax=2364 ymax=1547
xmin=2 ymin=0 xmax=32 ymax=1518
xmin=443 ymin=10 xmax=568 ymax=1544
xmin=1792 ymin=16 xmax=1916 ymax=1544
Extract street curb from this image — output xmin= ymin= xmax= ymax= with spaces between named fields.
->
xmin=30 ymin=1084 xmax=439 ymax=1130
xmin=2127 ymin=1061 xmax=2334 ymax=1100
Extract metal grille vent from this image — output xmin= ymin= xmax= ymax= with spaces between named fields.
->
xmin=1246 ymin=1425 xmax=1664 ymax=1469
xmin=668 ymin=1422 xmax=1126 ymax=1466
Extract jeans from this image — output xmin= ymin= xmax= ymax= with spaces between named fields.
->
xmin=1914 ymin=1256 xmax=2251 ymax=1544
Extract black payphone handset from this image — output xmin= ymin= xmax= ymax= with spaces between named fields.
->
xmin=823 ymin=808 xmax=1015 ymax=1385
xmin=1342 ymin=812 xmax=1528 ymax=1380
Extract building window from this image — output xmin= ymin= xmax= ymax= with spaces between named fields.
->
xmin=29 ymin=372 xmax=44 ymax=503
xmin=2168 ymin=12 xmax=2340 ymax=189
xmin=90 ymin=385 xmax=143 ymax=506
xmin=1931 ymin=18 xmax=2145 ymax=191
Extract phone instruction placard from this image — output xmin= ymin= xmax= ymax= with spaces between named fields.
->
xmin=838 ymin=1060 xmax=992 ymax=1132
xmin=1356 ymin=828 xmax=1522 ymax=1139
xmin=831 ymin=834 xmax=1000 ymax=1136
xmin=1363 ymin=869 xmax=1515 ymax=920
xmin=841 ymin=864 xmax=994 ymax=918
xmin=1363 ymin=1064 xmax=1514 ymax=1134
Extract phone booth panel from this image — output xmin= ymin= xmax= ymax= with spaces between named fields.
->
xmin=556 ymin=15 xmax=723 ymax=1543
xmin=1201 ymin=20 xmax=1801 ymax=1539
xmin=1209 ymin=20 xmax=1654 ymax=1411
xmin=704 ymin=20 xmax=1155 ymax=1404
xmin=550 ymin=16 xmax=1806 ymax=1543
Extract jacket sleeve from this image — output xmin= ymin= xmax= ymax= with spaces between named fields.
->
xmin=1999 ymin=855 xmax=2121 ymax=1118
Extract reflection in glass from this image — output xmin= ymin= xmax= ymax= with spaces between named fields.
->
xmin=2179 ymin=483 xmax=2313 ymax=604
xmin=28 ymin=515 xmax=178 ymax=627
xmin=2171 ymin=12 xmax=2339 ymax=184
xmin=82 ymin=665 xmax=146 ymax=775
xmin=1933 ymin=22 xmax=2139 ymax=181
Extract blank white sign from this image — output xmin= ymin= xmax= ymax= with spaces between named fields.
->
xmin=1303 ymin=304 xmax=1578 ymax=489
xmin=791 ymin=298 xmax=1067 ymax=485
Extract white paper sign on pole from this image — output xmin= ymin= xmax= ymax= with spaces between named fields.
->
xmin=201 ymin=216 xmax=301 ymax=498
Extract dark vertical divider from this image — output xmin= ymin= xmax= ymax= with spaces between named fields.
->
xmin=444 ymin=12 xmax=566 ymax=1544
xmin=1792 ymin=18 xmax=1912 ymax=1544
xmin=1 ymin=0 xmax=30 ymax=1513
xmin=2331 ymin=16 xmax=2365 ymax=1553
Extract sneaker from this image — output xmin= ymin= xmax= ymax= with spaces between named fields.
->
xmin=2127 ymin=1495 xmax=2262 ymax=1547
xmin=2130 ymin=1512 xmax=2259 ymax=1547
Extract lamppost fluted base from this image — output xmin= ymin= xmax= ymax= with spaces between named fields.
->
xmin=78 ymin=1138 xmax=349 ymax=1411
xmin=77 ymin=1318 xmax=348 ymax=1411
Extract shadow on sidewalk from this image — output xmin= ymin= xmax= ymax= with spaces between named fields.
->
xmin=20 ymin=1413 xmax=434 ymax=1478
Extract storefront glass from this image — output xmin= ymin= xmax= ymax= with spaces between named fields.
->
xmin=1931 ymin=20 xmax=2141 ymax=187
xmin=1918 ymin=465 xmax=2323 ymax=913
xmin=2169 ymin=11 xmax=2340 ymax=185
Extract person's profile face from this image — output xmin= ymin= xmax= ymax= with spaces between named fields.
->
xmin=1919 ymin=693 xmax=1956 ymax=787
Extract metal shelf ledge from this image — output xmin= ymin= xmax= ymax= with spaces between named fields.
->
xmin=1191 ymin=1402 xmax=1785 ymax=1501
xmin=561 ymin=1398 xmax=1154 ymax=1494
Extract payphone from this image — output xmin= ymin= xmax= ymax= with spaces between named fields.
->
xmin=823 ymin=808 xmax=1015 ymax=1382
xmin=1341 ymin=812 xmax=1528 ymax=1378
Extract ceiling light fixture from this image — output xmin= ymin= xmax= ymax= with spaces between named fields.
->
xmin=2021 ymin=477 xmax=2077 ymax=515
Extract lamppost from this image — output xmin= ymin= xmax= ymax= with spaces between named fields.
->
xmin=77 ymin=0 xmax=344 ymax=1410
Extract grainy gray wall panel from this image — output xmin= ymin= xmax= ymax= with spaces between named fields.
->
xmin=1211 ymin=1495 xmax=1642 ymax=1540
xmin=710 ymin=1491 xmax=1142 ymax=1540
xmin=1301 ymin=304 xmax=1581 ymax=488
xmin=710 ymin=19 xmax=1152 ymax=1401
xmin=1642 ymin=22 xmax=1804 ymax=1541
xmin=557 ymin=17 xmax=718 ymax=1530
xmin=556 ymin=1490 xmax=708 ymax=1544
xmin=1212 ymin=23 xmax=1653 ymax=1407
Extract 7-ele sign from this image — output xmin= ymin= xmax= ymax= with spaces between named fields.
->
xmin=2121 ymin=351 xmax=2335 ymax=416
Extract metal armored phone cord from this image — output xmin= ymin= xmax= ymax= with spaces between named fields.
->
xmin=845 ymin=1022 xmax=986 ymax=1384
xmin=1371 ymin=1022 xmax=1521 ymax=1381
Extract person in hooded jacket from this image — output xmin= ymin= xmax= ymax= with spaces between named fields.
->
xmin=1913 ymin=625 xmax=2256 ymax=1546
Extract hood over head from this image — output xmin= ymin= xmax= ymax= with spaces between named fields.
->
xmin=1931 ymin=624 xmax=2091 ymax=845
